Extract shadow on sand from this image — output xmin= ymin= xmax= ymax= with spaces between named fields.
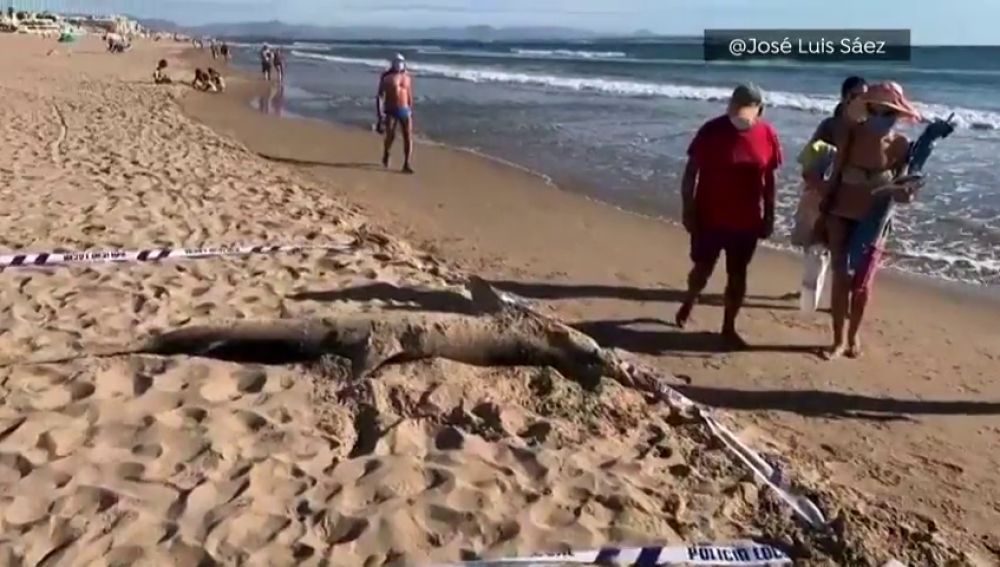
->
xmin=573 ymin=318 xmax=826 ymax=356
xmin=675 ymin=384 xmax=1000 ymax=421
xmin=257 ymin=153 xmax=401 ymax=173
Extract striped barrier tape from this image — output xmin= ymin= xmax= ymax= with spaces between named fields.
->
xmin=442 ymin=542 xmax=791 ymax=566
xmin=0 ymin=241 xmax=357 ymax=270
xmin=494 ymin=289 xmax=828 ymax=533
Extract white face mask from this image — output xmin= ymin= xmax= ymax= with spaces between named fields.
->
xmin=730 ymin=116 xmax=754 ymax=131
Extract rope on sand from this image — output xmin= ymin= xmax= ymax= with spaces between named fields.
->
xmin=0 ymin=240 xmax=357 ymax=270
xmin=442 ymin=541 xmax=792 ymax=566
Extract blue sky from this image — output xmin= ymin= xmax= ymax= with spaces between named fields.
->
xmin=29 ymin=0 xmax=1000 ymax=44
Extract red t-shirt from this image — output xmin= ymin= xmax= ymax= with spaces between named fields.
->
xmin=687 ymin=115 xmax=782 ymax=232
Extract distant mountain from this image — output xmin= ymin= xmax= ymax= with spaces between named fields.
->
xmin=135 ymin=18 xmax=184 ymax=33
xmin=138 ymin=19 xmax=605 ymax=42
xmin=632 ymin=29 xmax=658 ymax=38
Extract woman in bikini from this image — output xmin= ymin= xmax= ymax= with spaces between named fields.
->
xmin=823 ymin=82 xmax=921 ymax=359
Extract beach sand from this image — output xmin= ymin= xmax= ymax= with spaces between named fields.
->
xmin=0 ymin=35 xmax=997 ymax=565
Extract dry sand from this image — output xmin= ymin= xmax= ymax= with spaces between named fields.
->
xmin=0 ymin=34 xmax=996 ymax=566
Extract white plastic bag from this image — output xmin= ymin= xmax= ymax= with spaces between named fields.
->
xmin=800 ymin=245 xmax=830 ymax=312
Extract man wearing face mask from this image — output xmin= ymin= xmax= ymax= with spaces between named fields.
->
xmin=675 ymin=83 xmax=783 ymax=348
xmin=822 ymin=82 xmax=920 ymax=359
xmin=376 ymin=53 xmax=415 ymax=174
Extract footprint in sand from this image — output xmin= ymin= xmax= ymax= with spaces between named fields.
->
xmin=31 ymin=380 xmax=95 ymax=410
xmin=156 ymin=407 xmax=208 ymax=429
xmin=200 ymin=367 xmax=270 ymax=402
xmin=115 ymin=462 xmax=146 ymax=481
xmin=325 ymin=515 xmax=370 ymax=545
xmin=51 ymin=485 xmax=119 ymax=518
xmin=131 ymin=443 xmax=164 ymax=459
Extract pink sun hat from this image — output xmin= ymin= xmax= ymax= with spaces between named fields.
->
xmin=864 ymin=81 xmax=922 ymax=122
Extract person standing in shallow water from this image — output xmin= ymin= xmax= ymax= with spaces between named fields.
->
xmin=675 ymin=83 xmax=783 ymax=349
xmin=260 ymin=44 xmax=273 ymax=81
xmin=273 ymin=49 xmax=285 ymax=83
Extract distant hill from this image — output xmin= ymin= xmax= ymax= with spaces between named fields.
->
xmin=135 ymin=18 xmax=184 ymax=33
xmin=137 ymin=19 xmax=608 ymax=42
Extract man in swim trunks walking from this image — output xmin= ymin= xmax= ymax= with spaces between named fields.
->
xmin=376 ymin=54 xmax=415 ymax=174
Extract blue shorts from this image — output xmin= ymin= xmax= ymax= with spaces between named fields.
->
xmin=388 ymin=107 xmax=412 ymax=121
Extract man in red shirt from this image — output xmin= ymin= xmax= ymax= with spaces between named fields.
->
xmin=675 ymin=83 xmax=782 ymax=348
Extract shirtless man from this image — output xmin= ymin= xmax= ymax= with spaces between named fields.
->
xmin=376 ymin=54 xmax=414 ymax=174
xmin=260 ymin=44 xmax=274 ymax=81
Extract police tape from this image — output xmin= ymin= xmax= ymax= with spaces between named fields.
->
xmin=0 ymin=241 xmax=357 ymax=270
xmin=494 ymin=289 xmax=828 ymax=533
xmin=445 ymin=542 xmax=791 ymax=566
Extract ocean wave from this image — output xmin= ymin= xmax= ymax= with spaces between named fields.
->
xmin=292 ymin=41 xmax=443 ymax=53
xmin=291 ymin=41 xmax=329 ymax=50
xmin=511 ymin=48 xmax=627 ymax=59
xmin=290 ymin=51 xmax=1000 ymax=131
xmin=893 ymin=243 xmax=1000 ymax=278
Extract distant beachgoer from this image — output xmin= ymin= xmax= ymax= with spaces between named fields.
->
xmin=376 ymin=53 xmax=415 ymax=173
xmin=192 ymin=68 xmax=211 ymax=91
xmin=821 ymin=82 xmax=920 ymax=359
xmin=107 ymin=34 xmax=129 ymax=53
xmin=260 ymin=44 xmax=274 ymax=81
xmin=273 ymin=49 xmax=285 ymax=82
xmin=153 ymin=59 xmax=172 ymax=84
xmin=675 ymin=83 xmax=782 ymax=348
xmin=208 ymin=68 xmax=225 ymax=92
xmin=220 ymin=42 xmax=230 ymax=61
xmin=210 ymin=40 xmax=218 ymax=59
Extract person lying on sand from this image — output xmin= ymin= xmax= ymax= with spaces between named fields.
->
xmin=153 ymin=59 xmax=172 ymax=84
xmin=820 ymin=82 xmax=921 ymax=359
xmin=675 ymin=83 xmax=782 ymax=349
xmin=207 ymin=68 xmax=225 ymax=92
xmin=376 ymin=53 xmax=415 ymax=174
